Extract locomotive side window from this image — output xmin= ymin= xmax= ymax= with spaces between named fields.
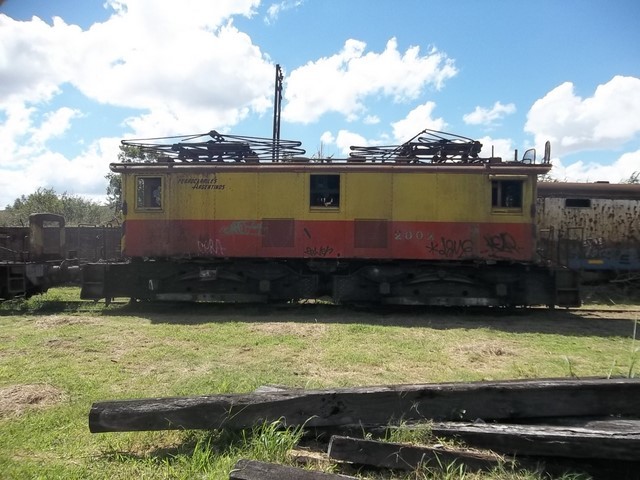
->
xmin=310 ymin=174 xmax=340 ymax=208
xmin=136 ymin=176 xmax=162 ymax=209
xmin=491 ymin=180 xmax=523 ymax=209
xmin=565 ymin=198 xmax=591 ymax=208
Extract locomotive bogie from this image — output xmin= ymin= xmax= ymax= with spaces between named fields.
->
xmin=82 ymin=259 xmax=319 ymax=303
xmin=81 ymin=257 xmax=579 ymax=307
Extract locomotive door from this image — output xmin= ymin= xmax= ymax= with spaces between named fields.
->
xmin=345 ymin=172 xmax=392 ymax=259
xmin=29 ymin=213 xmax=65 ymax=262
xmin=561 ymin=226 xmax=584 ymax=269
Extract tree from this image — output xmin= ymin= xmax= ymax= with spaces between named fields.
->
xmin=2 ymin=188 xmax=113 ymax=226
xmin=106 ymin=144 xmax=158 ymax=214
xmin=105 ymin=172 xmax=122 ymax=213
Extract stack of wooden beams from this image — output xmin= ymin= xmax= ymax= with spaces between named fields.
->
xmin=89 ymin=378 xmax=640 ymax=479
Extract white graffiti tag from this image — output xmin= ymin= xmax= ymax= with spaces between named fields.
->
xmin=197 ymin=238 xmax=226 ymax=256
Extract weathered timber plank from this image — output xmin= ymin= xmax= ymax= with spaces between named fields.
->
xmin=327 ymin=435 xmax=509 ymax=472
xmin=89 ymin=377 xmax=640 ymax=433
xmin=525 ymin=417 xmax=640 ymax=433
xmin=229 ymin=459 xmax=357 ymax=480
xmin=430 ymin=421 xmax=640 ymax=460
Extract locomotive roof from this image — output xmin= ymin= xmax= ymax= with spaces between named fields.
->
xmin=115 ymin=129 xmax=552 ymax=175
xmin=110 ymin=159 xmax=552 ymax=176
xmin=537 ymin=182 xmax=640 ymax=200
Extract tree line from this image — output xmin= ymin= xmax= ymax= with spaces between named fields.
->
xmin=0 ymin=188 xmax=116 ymax=227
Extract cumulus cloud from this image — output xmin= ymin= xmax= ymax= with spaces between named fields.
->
xmin=282 ymin=38 xmax=457 ymax=124
xmin=0 ymin=16 xmax=77 ymax=105
xmin=0 ymin=0 xmax=268 ymax=130
xmin=74 ymin=2 xmax=271 ymax=133
xmin=363 ymin=115 xmax=380 ymax=125
xmin=264 ymin=0 xmax=303 ymax=24
xmin=30 ymin=107 xmax=82 ymax=147
xmin=319 ymin=102 xmax=446 ymax=156
xmin=548 ymin=149 xmax=640 ymax=183
xmin=390 ymin=102 xmax=446 ymax=142
xmin=0 ymin=136 xmax=120 ymax=208
xmin=0 ymin=0 xmax=271 ymax=205
xmin=525 ymin=76 xmax=640 ymax=156
xmin=475 ymin=136 xmax=516 ymax=160
xmin=463 ymin=101 xmax=516 ymax=126
xmin=333 ymin=130 xmax=368 ymax=156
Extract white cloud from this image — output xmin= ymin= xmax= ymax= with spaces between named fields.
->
xmin=0 ymin=1 xmax=271 ymax=205
xmin=0 ymin=15 xmax=77 ymax=106
xmin=334 ymin=130 xmax=368 ymax=156
xmin=363 ymin=115 xmax=380 ymax=125
xmin=390 ymin=102 xmax=446 ymax=142
xmin=282 ymin=38 xmax=457 ymax=124
xmin=30 ymin=107 xmax=82 ymax=147
xmin=0 ymin=101 xmax=36 ymax=162
xmin=320 ymin=131 xmax=335 ymax=145
xmin=475 ymin=136 xmax=516 ymax=160
xmin=548 ymin=149 xmax=640 ymax=183
xmin=463 ymin=101 xmax=516 ymax=126
xmin=1 ymin=136 xmax=119 ymax=208
xmin=319 ymin=102 xmax=446 ymax=157
xmin=264 ymin=0 xmax=303 ymax=25
xmin=0 ymin=1 xmax=270 ymax=134
xmin=525 ymin=76 xmax=640 ymax=156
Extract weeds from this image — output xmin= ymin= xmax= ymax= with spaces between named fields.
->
xmin=563 ymin=356 xmax=577 ymax=378
xmin=240 ymin=419 xmax=305 ymax=463
xmin=386 ymin=421 xmax=434 ymax=445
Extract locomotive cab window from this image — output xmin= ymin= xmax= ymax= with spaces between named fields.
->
xmin=491 ymin=180 xmax=523 ymax=210
xmin=136 ymin=176 xmax=163 ymax=209
xmin=310 ymin=174 xmax=340 ymax=208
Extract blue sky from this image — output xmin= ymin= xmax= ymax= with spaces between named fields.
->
xmin=1 ymin=0 xmax=639 ymax=208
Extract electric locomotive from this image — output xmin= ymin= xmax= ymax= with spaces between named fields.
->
xmin=81 ymin=129 xmax=580 ymax=307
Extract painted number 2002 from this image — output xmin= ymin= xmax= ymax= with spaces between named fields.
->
xmin=393 ymin=230 xmax=424 ymax=240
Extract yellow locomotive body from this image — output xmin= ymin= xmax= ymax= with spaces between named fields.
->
xmin=119 ymin=163 xmax=538 ymax=263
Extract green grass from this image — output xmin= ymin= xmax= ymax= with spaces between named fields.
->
xmin=1 ymin=287 xmax=639 ymax=479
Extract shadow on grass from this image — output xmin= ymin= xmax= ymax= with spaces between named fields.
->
xmin=95 ymin=300 xmax=640 ymax=339
xmin=2 ymin=286 xmax=639 ymax=338
xmin=98 ymin=429 xmax=229 ymax=464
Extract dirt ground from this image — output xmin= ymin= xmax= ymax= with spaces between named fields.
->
xmin=0 ymin=384 xmax=67 ymax=418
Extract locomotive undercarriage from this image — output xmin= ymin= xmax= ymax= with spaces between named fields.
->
xmin=81 ymin=258 xmax=580 ymax=307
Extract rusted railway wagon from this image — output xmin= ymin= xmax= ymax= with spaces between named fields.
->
xmin=81 ymin=130 xmax=579 ymax=307
xmin=0 ymin=213 xmax=66 ymax=299
xmin=537 ymin=182 xmax=640 ymax=282
xmin=0 ymin=214 xmax=121 ymax=300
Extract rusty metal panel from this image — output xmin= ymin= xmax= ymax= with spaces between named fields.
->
xmin=536 ymin=193 xmax=640 ymax=269
xmin=538 ymin=182 xmax=640 ymax=200
xmin=537 ymin=197 xmax=640 ymax=243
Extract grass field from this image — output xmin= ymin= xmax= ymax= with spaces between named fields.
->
xmin=1 ymin=286 xmax=638 ymax=479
